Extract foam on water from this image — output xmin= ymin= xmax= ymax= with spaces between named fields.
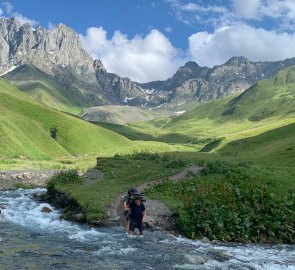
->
xmin=172 ymin=237 xmax=295 ymax=269
xmin=1 ymin=188 xmax=295 ymax=270
xmin=0 ymin=188 xmax=108 ymax=242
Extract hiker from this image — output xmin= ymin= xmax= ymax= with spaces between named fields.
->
xmin=128 ymin=196 xmax=146 ymax=236
xmin=123 ymin=188 xmax=138 ymax=232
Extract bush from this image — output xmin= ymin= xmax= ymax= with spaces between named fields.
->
xmin=47 ymin=170 xmax=81 ymax=190
xmin=130 ymin=151 xmax=191 ymax=168
xmin=146 ymin=161 xmax=295 ymax=243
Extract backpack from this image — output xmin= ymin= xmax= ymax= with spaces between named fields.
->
xmin=124 ymin=188 xmax=146 ymax=203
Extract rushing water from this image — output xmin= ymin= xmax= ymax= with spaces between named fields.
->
xmin=0 ymin=189 xmax=295 ymax=270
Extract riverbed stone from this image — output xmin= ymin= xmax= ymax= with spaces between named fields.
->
xmin=208 ymin=250 xmax=232 ymax=262
xmin=72 ymin=213 xmax=85 ymax=222
xmin=201 ymin=237 xmax=211 ymax=243
xmin=108 ymin=215 xmax=121 ymax=222
xmin=185 ymin=254 xmax=208 ymax=264
xmin=41 ymin=206 xmax=53 ymax=213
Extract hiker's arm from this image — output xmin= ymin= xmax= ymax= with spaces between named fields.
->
xmin=123 ymin=201 xmax=128 ymax=211
xmin=142 ymin=210 xmax=147 ymax=222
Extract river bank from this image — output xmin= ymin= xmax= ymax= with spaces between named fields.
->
xmin=1 ymin=188 xmax=295 ymax=270
xmin=0 ymin=170 xmax=60 ymax=190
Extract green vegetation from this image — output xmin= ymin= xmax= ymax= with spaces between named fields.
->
xmin=50 ymin=153 xmax=189 ymax=221
xmin=220 ymin=122 xmax=295 ymax=166
xmin=3 ymin=64 xmax=90 ymax=114
xmin=0 ymin=78 xmax=179 ymax=166
xmin=2 ymin=64 xmax=295 ymax=244
xmin=14 ymin=182 xmax=38 ymax=189
xmin=47 ymin=169 xmax=82 ymax=191
xmin=146 ymin=161 xmax=295 ymax=243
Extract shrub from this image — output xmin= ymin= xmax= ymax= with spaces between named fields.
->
xmin=130 ymin=151 xmax=191 ymax=168
xmin=47 ymin=170 xmax=81 ymax=190
xmin=146 ymin=161 xmax=295 ymax=243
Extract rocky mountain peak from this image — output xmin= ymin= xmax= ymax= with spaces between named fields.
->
xmin=224 ymin=56 xmax=250 ymax=66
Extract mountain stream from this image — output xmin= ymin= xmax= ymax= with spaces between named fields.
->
xmin=0 ymin=189 xmax=295 ymax=270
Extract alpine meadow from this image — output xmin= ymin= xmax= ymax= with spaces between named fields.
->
xmin=0 ymin=3 xmax=295 ymax=268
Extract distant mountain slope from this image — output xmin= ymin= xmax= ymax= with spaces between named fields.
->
xmin=0 ymin=78 xmax=135 ymax=159
xmin=0 ymin=18 xmax=147 ymax=106
xmin=3 ymin=64 xmax=90 ymax=114
xmin=222 ymin=66 xmax=295 ymax=121
xmin=163 ymin=66 xmax=295 ymax=145
xmin=219 ymin=122 xmax=295 ymax=167
xmin=80 ymin=105 xmax=155 ymax=125
xmin=2 ymin=18 xmax=295 ymax=109
xmin=140 ymin=57 xmax=295 ymax=107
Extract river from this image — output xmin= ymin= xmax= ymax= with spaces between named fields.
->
xmin=0 ymin=189 xmax=295 ymax=270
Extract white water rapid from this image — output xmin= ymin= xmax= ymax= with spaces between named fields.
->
xmin=0 ymin=189 xmax=294 ymax=270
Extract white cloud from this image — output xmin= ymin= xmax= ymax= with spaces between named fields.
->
xmin=188 ymin=24 xmax=295 ymax=67
xmin=0 ymin=8 xmax=3 ymax=17
xmin=2 ymin=2 xmax=38 ymax=27
xmin=80 ymin=27 xmax=184 ymax=83
xmin=168 ymin=0 xmax=295 ymax=30
xmin=232 ymin=0 xmax=261 ymax=19
xmin=232 ymin=0 xmax=295 ymax=22
xmin=165 ymin=26 xmax=172 ymax=32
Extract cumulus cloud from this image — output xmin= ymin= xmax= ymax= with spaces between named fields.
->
xmin=188 ymin=24 xmax=295 ymax=67
xmin=1 ymin=2 xmax=38 ymax=27
xmin=232 ymin=0 xmax=261 ymax=19
xmin=168 ymin=0 xmax=295 ymax=30
xmin=167 ymin=0 xmax=230 ymax=26
xmin=80 ymin=27 xmax=184 ymax=83
xmin=233 ymin=0 xmax=295 ymax=21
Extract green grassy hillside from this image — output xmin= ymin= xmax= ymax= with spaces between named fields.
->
xmin=3 ymin=64 xmax=90 ymax=114
xmin=163 ymin=67 xmax=295 ymax=147
xmin=219 ymin=122 xmax=295 ymax=166
xmin=0 ymin=78 xmax=177 ymax=162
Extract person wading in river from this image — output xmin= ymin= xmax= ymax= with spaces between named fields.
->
xmin=128 ymin=196 xmax=146 ymax=237
xmin=123 ymin=188 xmax=138 ymax=232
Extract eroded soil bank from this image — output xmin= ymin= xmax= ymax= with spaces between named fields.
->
xmin=0 ymin=170 xmax=60 ymax=190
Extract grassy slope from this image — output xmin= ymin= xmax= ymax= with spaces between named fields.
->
xmin=0 ymin=78 xmax=176 ymax=162
xmin=220 ymin=122 xmax=295 ymax=166
xmin=3 ymin=64 xmax=89 ymax=114
xmin=54 ymin=154 xmax=189 ymax=221
xmin=162 ymin=67 xmax=295 ymax=149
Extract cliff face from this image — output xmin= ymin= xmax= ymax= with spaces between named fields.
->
xmin=0 ymin=18 xmax=147 ymax=106
xmin=2 ymin=17 xmax=295 ymax=108
xmin=139 ymin=57 xmax=295 ymax=107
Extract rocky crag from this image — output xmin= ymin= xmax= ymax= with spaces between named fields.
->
xmin=1 ymin=17 xmax=295 ymax=109
xmin=0 ymin=18 xmax=147 ymax=106
xmin=139 ymin=57 xmax=295 ymax=107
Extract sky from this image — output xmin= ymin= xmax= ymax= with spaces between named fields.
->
xmin=1 ymin=0 xmax=295 ymax=83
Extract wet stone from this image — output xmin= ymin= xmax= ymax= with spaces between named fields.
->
xmin=41 ymin=206 xmax=53 ymax=213
xmin=185 ymin=254 xmax=208 ymax=264
xmin=208 ymin=249 xmax=232 ymax=262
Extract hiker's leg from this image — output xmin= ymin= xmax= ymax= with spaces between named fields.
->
xmin=128 ymin=220 xmax=136 ymax=235
xmin=138 ymin=221 xmax=144 ymax=236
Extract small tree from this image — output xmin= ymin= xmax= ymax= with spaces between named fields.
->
xmin=50 ymin=128 xmax=58 ymax=139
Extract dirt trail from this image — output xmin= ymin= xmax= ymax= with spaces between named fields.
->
xmin=106 ymin=164 xmax=200 ymax=232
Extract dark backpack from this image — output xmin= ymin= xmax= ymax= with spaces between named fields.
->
xmin=125 ymin=188 xmax=146 ymax=203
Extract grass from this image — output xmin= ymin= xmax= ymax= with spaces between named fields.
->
xmin=219 ymin=122 xmax=295 ymax=166
xmin=0 ymin=78 xmax=184 ymax=164
xmin=3 ymin=64 xmax=90 ymax=114
xmin=145 ymin=161 xmax=295 ymax=243
xmin=50 ymin=153 xmax=190 ymax=221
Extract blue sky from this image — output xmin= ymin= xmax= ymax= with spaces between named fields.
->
xmin=1 ymin=0 xmax=295 ymax=82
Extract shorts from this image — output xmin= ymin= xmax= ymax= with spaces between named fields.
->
xmin=129 ymin=219 xmax=144 ymax=232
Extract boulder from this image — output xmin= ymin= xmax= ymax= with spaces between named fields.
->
xmin=41 ymin=206 xmax=53 ymax=213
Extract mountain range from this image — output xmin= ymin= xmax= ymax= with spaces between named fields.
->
xmin=2 ymin=17 xmax=295 ymax=112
